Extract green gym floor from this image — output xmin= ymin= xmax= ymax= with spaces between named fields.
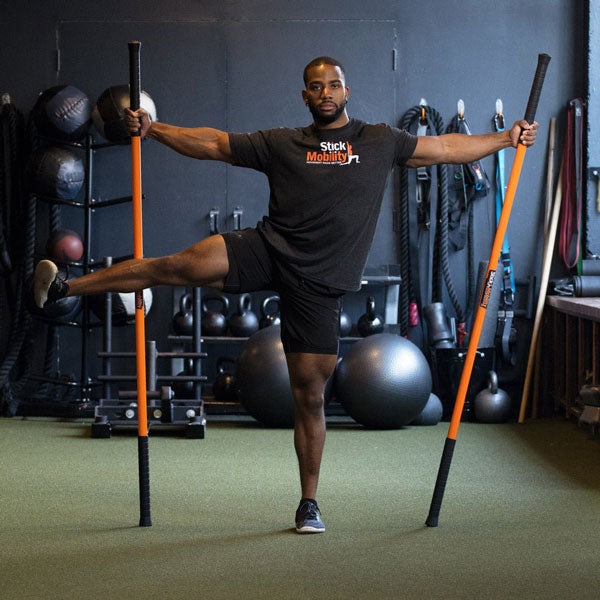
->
xmin=1 ymin=415 xmax=600 ymax=600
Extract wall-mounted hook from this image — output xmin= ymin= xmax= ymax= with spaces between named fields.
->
xmin=209 ymin=208 xmax=219 ymax=235
xmin=233 ymin=207 xmax=243 ymax=231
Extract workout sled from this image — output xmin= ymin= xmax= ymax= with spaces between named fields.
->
xmin=92 ymin=339 xmax=207 ymax=439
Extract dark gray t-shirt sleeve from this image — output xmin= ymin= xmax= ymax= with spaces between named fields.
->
xmin=390 ymin=126 xmax=418 ymax=166
xmin=228 ymin=130 xmax=273 ymax=173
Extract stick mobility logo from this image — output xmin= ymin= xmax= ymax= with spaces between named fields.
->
xmin=480 ymin=270 xmax=496 ymax=308
xmin=306 ymin=141 xmax=360 ymax=166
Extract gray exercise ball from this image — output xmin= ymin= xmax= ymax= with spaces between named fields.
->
xmin=236 ymin=326 xmax=295 ymax=428
xmin=235 ymin=325 xmax=336 ymax=428
xmin=336 ymin=334 xmax=432 ymax=429
xmin=410 ymin=393 xmax=443 ymax=426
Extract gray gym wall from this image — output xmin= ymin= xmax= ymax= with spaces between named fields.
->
xmin=0 ymin=0 xmax=587 ymax=392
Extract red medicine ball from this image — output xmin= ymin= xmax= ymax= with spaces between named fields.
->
xmin=46 ymin=228 xmax=84 ymax=263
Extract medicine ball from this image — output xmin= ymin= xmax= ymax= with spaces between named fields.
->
xmin=32 ymin=85 xmax=91 ymax=142
xmin=26 ymin=147 xmax=85 ymax=200
xmin=42 ymin=294 xmax=82 ymax=322
xmin=336 ymin=334 xmax=432 ymax=429
xmin=88 ymin=289 xmax=153 ymax=326
xmin=92 ymin=84 xmax=157 ymax=143
xmin=46 ymin=229 xmax=84 ymax=263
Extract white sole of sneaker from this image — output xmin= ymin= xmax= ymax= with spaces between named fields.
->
xmin=34 ymin=260 xmax=58 ymax=308
xmin=295 ymin=525 xmax=325 ymax=534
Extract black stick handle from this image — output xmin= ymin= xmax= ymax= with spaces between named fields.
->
xmin=138 ymin=436 xmax=152 ymax=526
xmin=128 ymin=41 xmax=142 ymax=135
xmin=425 ymin=438 xmax=455 ymax=527
xmin=523 ymin=53 xmax=551 ymax=125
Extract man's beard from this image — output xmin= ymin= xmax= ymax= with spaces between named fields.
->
xmin=308 ymin=98 xmax=348 ymax=125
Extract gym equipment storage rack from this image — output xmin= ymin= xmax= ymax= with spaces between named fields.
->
xmin=30 ymin=134 xmax=134 ymax=415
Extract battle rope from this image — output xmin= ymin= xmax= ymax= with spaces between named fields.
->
xmin=445 ymin=101 xmax=491 ymax=342
xmin=399 ymin=104 xmax=463 ymax=338
xmin=0 ymin=100 xmax=34 ymax=416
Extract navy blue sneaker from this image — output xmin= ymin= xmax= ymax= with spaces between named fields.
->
xmin=295 ymin=499 xmax=325 ymax=534
xmin=33 ymin=260 xmax=69 ymax=308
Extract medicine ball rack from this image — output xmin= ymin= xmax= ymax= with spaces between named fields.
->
xmin=29 ymin=133 xmax=138 ymax=416
xmin=92 ymin=284 xmax=207 ymax=438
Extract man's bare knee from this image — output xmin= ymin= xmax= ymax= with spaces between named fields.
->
xmin=169 ymin=234 xmax=229 ymax=285
xmin=293 ymin=387 xmax=326 ymax=417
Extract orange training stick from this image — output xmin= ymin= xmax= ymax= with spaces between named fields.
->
xmin=129 ymin=40 xmax=151 ymax=527
xmin=131 ymin=136 xmax=147 ymax=437
xmin=425 ymin=53 xmax=550 ymax=528
xmin=447 ymin=144 xmax=526 ymax=439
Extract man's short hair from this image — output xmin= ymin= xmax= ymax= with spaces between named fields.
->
xmin=303 ymin=57 xmax=346 ymax=86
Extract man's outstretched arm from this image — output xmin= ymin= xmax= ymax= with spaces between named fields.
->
xmin=125 ymin=108 xmax=233 ymax=163
xmin=405 ymin=119 xmax=538 ymax=168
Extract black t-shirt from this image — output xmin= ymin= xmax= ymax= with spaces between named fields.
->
xmin=228 ymin=118 xmax=417 ymax=291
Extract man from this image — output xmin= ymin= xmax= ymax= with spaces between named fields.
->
xmin=34 ymin=56 xmax=538 ymax=534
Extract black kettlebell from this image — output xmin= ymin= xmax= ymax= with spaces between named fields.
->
xmin=173 ymin=358 xmax=195 ymax=399
xmin=339 ymin=310 xmax=352 ymax=337
xmin=357 ymin=296 xmax=384 ymax=337
xmin=172 ymin=292 xmax=193 ymax=335
xmin=228 ymin=293 xmax=259 ymax=337
xmin=474 ymin=371 xmax=512 ymax=423
xmin=201 ymin=295 xmax=229 ymax=336
xmin=260 ymin=295 xmax=281 ymax=329
xmin=213 ymin=357 xmax=237 ymax=403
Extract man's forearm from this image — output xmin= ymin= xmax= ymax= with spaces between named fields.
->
xmin=441 ymin=130 xmax=513 ymax=164
xmin=147 ymin=122 xmax=232 ymax=162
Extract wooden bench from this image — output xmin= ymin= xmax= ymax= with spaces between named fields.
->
xmin=541 ymin=297 xmax=600 ymax=417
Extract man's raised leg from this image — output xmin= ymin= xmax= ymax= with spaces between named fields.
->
xmin=34 ymin=234 xmax=229 ymax=308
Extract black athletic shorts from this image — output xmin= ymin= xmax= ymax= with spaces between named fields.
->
xmin=221 ymin=228 xmax=345 ymax=355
